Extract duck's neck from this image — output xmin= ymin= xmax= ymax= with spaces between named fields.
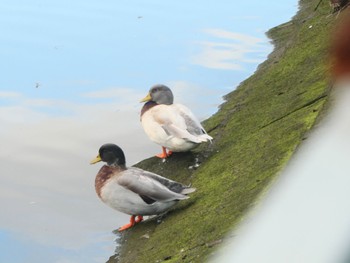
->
xmin=109 ymin=163 xmax=127 ymax=170
xmin=141 ymin=101 xmax=158 ymax=117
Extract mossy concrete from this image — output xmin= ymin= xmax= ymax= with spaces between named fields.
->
xmin=108 ymin=1 xmax=335 ymax=262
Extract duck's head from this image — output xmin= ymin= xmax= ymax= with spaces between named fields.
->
xmin=140 ymin=84 xmax=174 ymax=105
xmin=90 ymin=143 xmax=126 ymax=166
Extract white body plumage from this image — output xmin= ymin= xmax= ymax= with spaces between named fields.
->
xmin=141 ymin=103 xmax=212 ymax=152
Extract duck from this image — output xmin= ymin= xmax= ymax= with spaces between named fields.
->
xmin=90 ymin=143 xmax=196 ymax=231
xmin=140 ymin=84 xmax=213 ymax=158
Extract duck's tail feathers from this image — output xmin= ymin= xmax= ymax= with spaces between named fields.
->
xmin=181 ymin=187 xmax=196 ymax=195
xmin=198 ymin=133 xmax=213 ymax=142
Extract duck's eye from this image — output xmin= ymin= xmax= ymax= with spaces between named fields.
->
xmin=152 ymin=88 xmax=158 ymax=93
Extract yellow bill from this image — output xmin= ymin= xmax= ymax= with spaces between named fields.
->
xmin=140 ymin=93 xmax=152 ymax=103
xmin=90 ymin=154 xmax=102 ymax=164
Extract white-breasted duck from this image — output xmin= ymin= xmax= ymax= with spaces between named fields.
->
xmin=140 ymin=84 xmax=213 ymax=158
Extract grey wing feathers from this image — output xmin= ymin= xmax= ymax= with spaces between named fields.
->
xmin=144 ymin=172 xmax=196 ymax=195
xmin=117 ymin=168 xmax=195 ymax=202
xmin=174 ymin=104 xmax=213 ymax=140
xmin=162 ymin=123 xmax=206 ymax=143
xmin=141 ymin=170 xmax=193 ymax=193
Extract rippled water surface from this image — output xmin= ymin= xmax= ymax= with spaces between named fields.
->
xmin=0 ymin=1 xmax=297 ymax=262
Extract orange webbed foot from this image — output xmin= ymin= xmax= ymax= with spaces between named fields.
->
xmin=118 ymin=222 xmax=134 ymax=232
xmin=156 ymin=147 xmax=172 ymax=159
xmin=118 ymin=215 xmax=143 ymax=232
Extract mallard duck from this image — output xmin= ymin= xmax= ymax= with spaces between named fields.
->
xmin=90 ymin=143 xmax=196 ymax=231
xmin=140 ymin=84 xmax=213 ymax=158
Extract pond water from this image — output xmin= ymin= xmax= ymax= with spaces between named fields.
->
xmin=0 ymin=1 xmax=297 ymax=262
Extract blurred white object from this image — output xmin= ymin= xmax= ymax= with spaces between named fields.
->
xmin=213 ymin=10 xmax=350 ymax=263
xmin=214 ymin=84 xmax=350 ymax=263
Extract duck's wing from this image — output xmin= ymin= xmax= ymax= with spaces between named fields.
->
xmin=160 ymin=104 xmax=212 ymax=142
xmin=117 ymin=168 xmax=194 ymax=202
xmin=162 ymin=123 xmax=208 ymax=143
xmin=137 ymin=168 xmax=196 ymax=194
xmin=173 ymin=104 xmax=207 ymax=135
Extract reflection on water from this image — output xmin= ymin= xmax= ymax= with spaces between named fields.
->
xmin=0 ymin=0 xmax=297 ymax=262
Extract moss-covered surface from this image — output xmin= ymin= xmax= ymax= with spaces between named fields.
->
xmin=108 ymin=1 xmax=335 ymax=262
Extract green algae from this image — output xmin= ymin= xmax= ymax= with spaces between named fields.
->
xmin=109 ymin=1 xmax=335 ymax=262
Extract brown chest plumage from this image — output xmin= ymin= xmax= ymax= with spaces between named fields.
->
xmin=95 ymin=165 xmax=124 ymax=198
xmin=140 ymin=101 xmax=157 ymax=118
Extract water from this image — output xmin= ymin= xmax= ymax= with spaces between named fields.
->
xmin=0 ymin=1 xmax=297 ymax=262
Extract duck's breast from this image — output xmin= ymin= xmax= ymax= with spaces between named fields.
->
xmin=141 ymin=105 xmax=172 ymax=143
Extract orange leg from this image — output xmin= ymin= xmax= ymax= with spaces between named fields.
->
xmin=118 ymin=215 xmax=144 ymax=232
xmin=135 ymin=215 xmax=143 ymax=223
xmin=156 ymin=147 xmax=173 ymax=159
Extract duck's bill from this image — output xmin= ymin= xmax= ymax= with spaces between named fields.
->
xmin=140 ymin=93 xmax=152 ymax=103
xmin=90 ymin=155 xmax=102 ymax=164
